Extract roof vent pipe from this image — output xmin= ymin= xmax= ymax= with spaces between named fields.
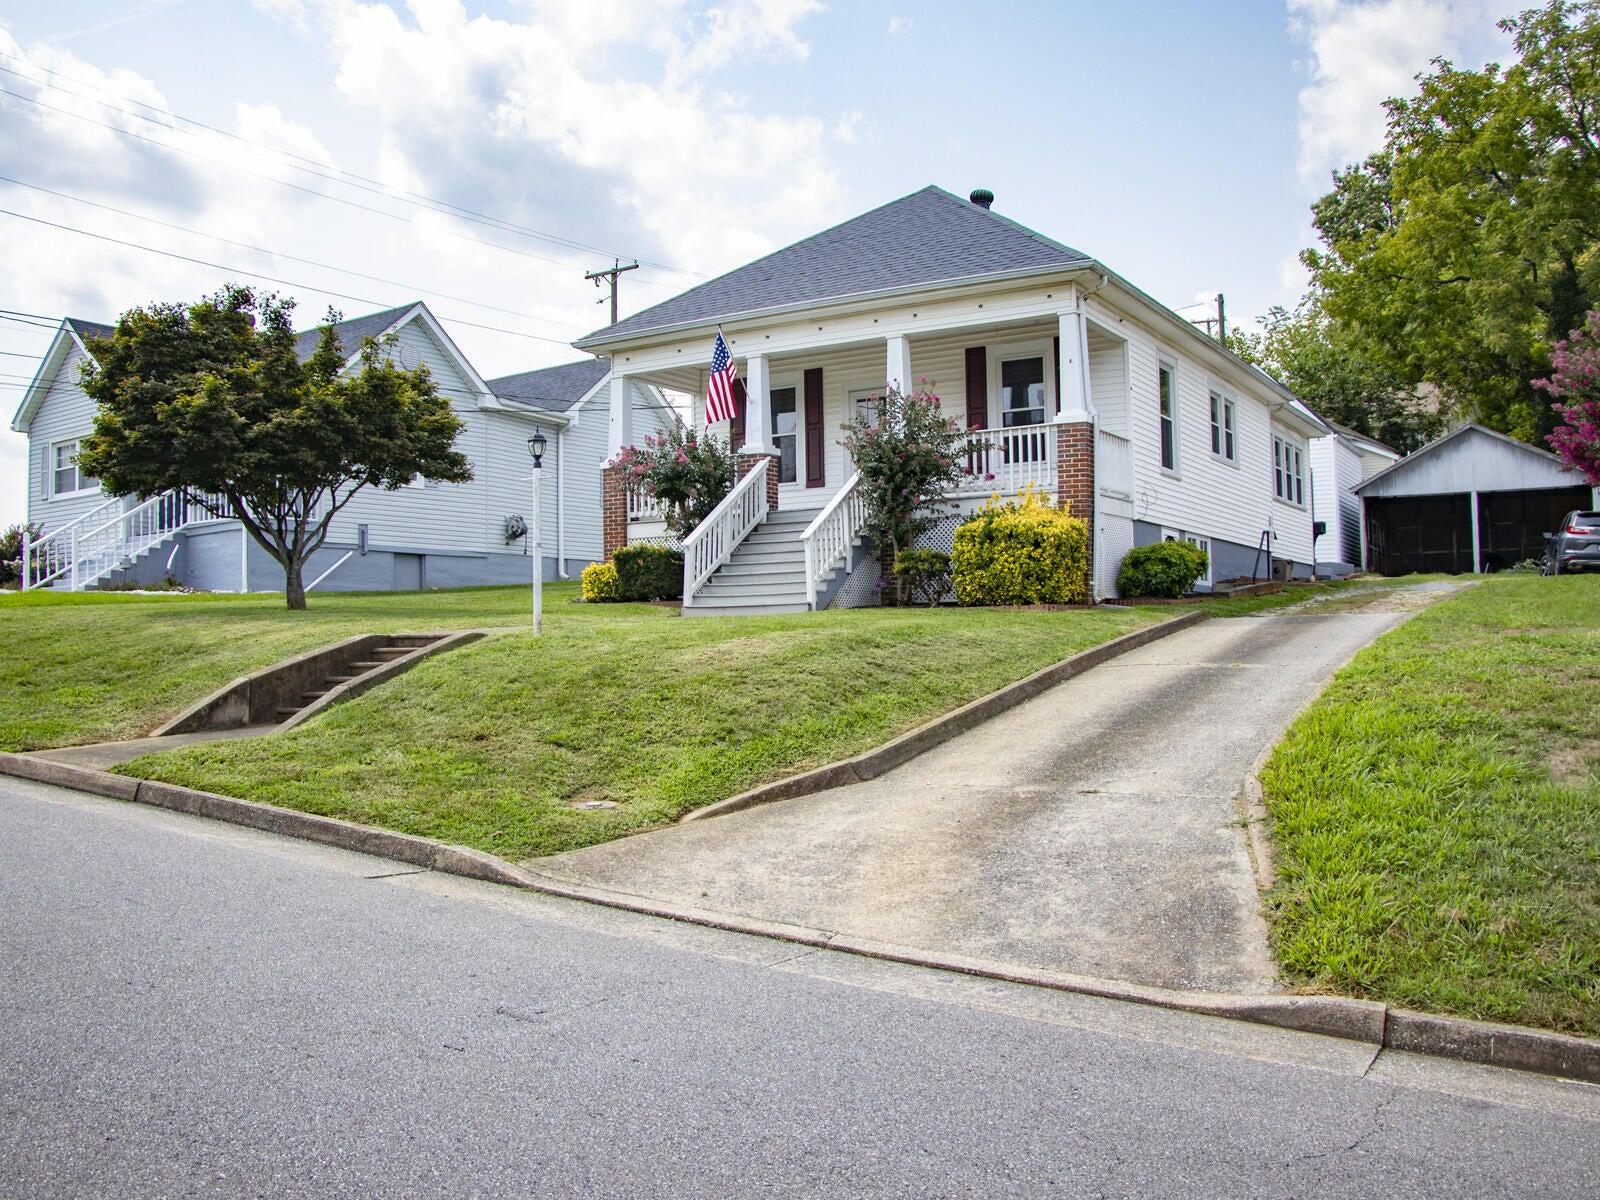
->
xmin=969 ymin=188 xmax=994 ymax=210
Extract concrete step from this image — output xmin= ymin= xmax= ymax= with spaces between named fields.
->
xmin=349 ymin=661 xmax=386 ymax=672
xmin=683 ymin=599 xmax=810 ymax=617
xmin=273 ymin=707 xmax=301 ymax=722
xmin=716 ymin=564 xmax=806 ymax=582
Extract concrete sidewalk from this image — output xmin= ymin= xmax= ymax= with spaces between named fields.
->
xmin=535 ymin=589 xmax=1457 ymax=993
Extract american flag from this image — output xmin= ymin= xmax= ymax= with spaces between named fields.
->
xmin=705 ymin=332 xmax=740 ymax=425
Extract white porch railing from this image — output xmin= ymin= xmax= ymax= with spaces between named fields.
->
xmin=626 ymin=485 xmax=665 ymax=523
xmin=800 ymin=470 xmax=866 ymax=610
xmin=953 ymin=424 xmax=1059 ymax=497
xmin=1097 ymin=428 xmax=1133 ymax=500
xmin=681 ymin=457 xmax=770 ymax=607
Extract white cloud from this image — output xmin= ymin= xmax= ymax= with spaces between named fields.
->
xmin=1288 ymin=0 xmax=1509 ymax=186
xmin=886 ymin=15 xmax=913 ymax=36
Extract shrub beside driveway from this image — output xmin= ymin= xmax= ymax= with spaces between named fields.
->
xmin=1262 ymin=574 xmax=1600 ymax=1036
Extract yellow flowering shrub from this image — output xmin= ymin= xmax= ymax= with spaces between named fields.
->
xmin=950 ymin=485 xmax=1089 ymax=606
xmin=580 ymin=560 xmax=621 ymax=602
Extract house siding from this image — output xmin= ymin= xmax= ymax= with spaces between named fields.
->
xmin=1089 ymin=293 xmax=1314 ymax=570
xmin=25 ymin=342 xmax=111 ymax=535
xmin=1310 ymin=434 xmax=1363 ymax=569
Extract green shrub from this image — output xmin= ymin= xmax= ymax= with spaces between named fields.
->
xmin=950 ymin=486 xmax=1088 ymax=606
xmin=893 ymin=548 xmax=951 ymax=607
xmin=1117 ymin=540 xmax=1209 ymax=598
xmin=580 ymin=561 xmax=621 ymax=602
xmin=612 ymin=542 xmax=684 ymax=601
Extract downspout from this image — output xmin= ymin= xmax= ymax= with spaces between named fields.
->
xmin=1076 ymin=273 xmax=1109 ymax=603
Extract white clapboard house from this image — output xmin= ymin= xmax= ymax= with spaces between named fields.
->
xmin=578 ymin=185 xmax=1328 ymax=613
xmin=12 ymin=301 xmax=673 ymax=591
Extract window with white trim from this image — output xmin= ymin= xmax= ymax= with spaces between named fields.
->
xmin=1209 ymin=392 xmax=1236 ymax=462
xmin=1158 ymin=362 xmax=1177 ymax=472
xmin=999 ymin=356 xmax=1046 ymax=427
xmin=51 ymin=438 xmax=99 ymax=497
xmin=1273 ymin=434 xmax=1305 ymax=506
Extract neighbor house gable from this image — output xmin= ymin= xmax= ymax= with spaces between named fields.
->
xmin=9 ymin=320 xmax=99 ymax=435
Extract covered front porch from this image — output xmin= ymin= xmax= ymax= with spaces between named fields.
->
xmin=602 ymin=294 xmax=1136 ymax=610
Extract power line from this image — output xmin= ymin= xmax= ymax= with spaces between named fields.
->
xmin=0 ymin=54 xmax=702 ymax=282
xmin=0 ymin=86 xmax=662 ymax=284
xmin=0 ymin=174 xmax=588 ymax=331
xmin=0 ymin=208 xmax=580 ymax=347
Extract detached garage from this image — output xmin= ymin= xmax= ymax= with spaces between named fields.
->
xmin=1358 ymin=424 xmax=1597 ymax=575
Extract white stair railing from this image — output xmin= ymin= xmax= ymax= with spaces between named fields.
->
xmin=24 ymin=488 xmax=238 ymax=591
xmin=800 ymin=471 xmax=866 ymax=611
xmin=681 ymin=458 xmax=770 ymax=607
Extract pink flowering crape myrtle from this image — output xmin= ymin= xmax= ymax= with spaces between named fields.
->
xmin=1537 ymin=310 xmax=1600 ymax=486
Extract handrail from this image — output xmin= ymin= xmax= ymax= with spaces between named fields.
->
xmin=800 ymin=471 xmax=865 ymax=611
xmin=23 ymin=487 xmax=249 ymax=591
xmin=22 ymin=492 xmax=124 ymax=589
xmin=681 ymin=458 xmax=770 ymax=606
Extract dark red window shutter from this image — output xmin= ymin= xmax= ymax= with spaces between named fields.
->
xmin=730 ymin=377 xmax=747 ymax=449
xmin=1053 ymin=337 xmax=1062 ymax=417
xmin=804 ymin=368 xmax=825 ymax=487
xmin=964 ymin=346 xmax=987 ymax=429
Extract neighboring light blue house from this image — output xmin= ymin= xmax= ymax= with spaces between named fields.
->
xmin=11 ymin=301 xmax=673 ymax=591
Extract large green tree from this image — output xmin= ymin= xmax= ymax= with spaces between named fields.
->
xmin=1305 ymin=0 xmax=1600 ymax=442
xmin=1230 ymin=294 xmax=1444 ymax=452
xmin=78 ymin=286 xmax=472 ymax=609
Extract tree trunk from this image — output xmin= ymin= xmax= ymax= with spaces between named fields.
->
xmin=284 ymin=558 xmax=308 ymax=610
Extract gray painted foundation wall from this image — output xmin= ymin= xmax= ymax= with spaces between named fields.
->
xmin=1132 ymin=520 xmax=1312 ymax=583
xmin=96 ymin=521 xmax=591 ymax=592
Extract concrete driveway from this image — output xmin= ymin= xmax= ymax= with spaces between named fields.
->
xmin=533 ymin=585 xmax=1460 ymax=994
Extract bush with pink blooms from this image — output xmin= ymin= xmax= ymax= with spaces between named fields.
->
xmin=612 ymin=423 xmax=736 ymax=537
xmin=1537 ymin=310 xmax=1600 ymax=486
xmin=840 ymin=380 xmax=970 ymax=604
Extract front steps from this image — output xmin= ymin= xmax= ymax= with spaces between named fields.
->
xmin=271 ymin=636 xmax=441 ymax=723
xmin=684 ymin=509 xmax=817 ymax=616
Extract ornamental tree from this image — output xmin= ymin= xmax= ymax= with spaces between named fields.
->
xmin=840 ymin=380 xmax=969 ymax=604
xmin=612 ymin=422 xmax=735 ymax=537
xmin=1536 ymin=309 xmax=1600 ymax=484
xmin=77 ymin=286 xmax=472 ymax=609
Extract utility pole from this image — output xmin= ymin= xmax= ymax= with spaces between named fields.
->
xmin=1215 ymin=292 xmax=1227 ymax=346
xmin=585 ymin=259 xmax=639 ymax=325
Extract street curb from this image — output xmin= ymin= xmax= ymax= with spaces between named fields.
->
xmin=682 ymin=609 xmax=1210 ymax=823
xmin=5 ymin=705 xmax=1597 ymax=1084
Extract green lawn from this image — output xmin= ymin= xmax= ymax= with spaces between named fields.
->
xmin=1182 ymin=574 xmax=1449 ymax=618
xmin=1 ymin=585 xmax=1167 ymax=859
xmin=0 ymin=585 xmax=559 ymax=752
xmin=1261 ymin=574 xmax=1600 ymax=1035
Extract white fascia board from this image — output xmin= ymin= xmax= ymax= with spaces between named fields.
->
xmin=10 ymin=322 xmax=87 ymax=434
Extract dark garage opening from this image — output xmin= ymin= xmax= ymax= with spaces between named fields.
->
xmin=1365 ymin=486 xmax=1593 ymax=575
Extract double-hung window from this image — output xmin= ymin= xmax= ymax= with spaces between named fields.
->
xmin=51 ymin=438 xmax=99 ymax=497
xmin=1158 ymin=362 xmax=1177 ymax=472
xmin=1209 ymin=392 xmax=1236 ymax=462
xmin=1272 ymin=434 xmax=1304 ymax=506
xmin=999 ymin=357 xmax=1046 ymax=428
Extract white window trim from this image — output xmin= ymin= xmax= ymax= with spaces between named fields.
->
xmin=1157 ymin=359 xmax=1179 ymax=476
xmin=49 ymin=437 xmax=101 ymax=499
xmin=1208 ymin=390 xmax=1238 ymax=465
xmin=986 ymin=338 xmax=1058 ymax=429
xmin=1272 ymin=432 xmax=1307 ymax=509
xmin=1184 ymin=533 xmax=1213 ymax=587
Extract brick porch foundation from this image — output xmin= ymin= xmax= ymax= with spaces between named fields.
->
xmin=601 ymin=464 xmax=627 ymax=561
xmin=1056 ymin=422 xmax=1095 ymax=600
xmin=736 ymin=453 xmax=781 ymax=512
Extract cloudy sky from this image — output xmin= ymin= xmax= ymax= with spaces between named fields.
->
xmin=1 ymin=0 xmax=1512 ymax=528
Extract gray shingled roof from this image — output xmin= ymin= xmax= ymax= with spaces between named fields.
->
xmin=292 ymin=304 xmax=415 ymax=361
xmin=64 ymin=306 xmax=415 ymax=364
xmin=578 ymin=186 xmax=1093 ymax=345
xmin=65 ymin=318 xmax=114 ymax=342
xmin=487 ymin=358 xmax=609 ymax=413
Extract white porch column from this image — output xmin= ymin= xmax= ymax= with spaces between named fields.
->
xmin=885 ymin=334 xmax=913 ymax=394
xmin=606 ymin=373 xmax=634 ymax=461
xmin=1057 ymin=293 xmax=1095 ymax=423
xmin=740 ymin=353 xmax=774 ymax=453
xmin=1469 ymin=489 xmax=1482 ymax=574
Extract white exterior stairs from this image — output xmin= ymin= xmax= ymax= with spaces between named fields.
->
xmin=685 ymin=508 xmax=817 ymax=615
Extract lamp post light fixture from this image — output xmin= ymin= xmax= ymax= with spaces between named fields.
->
xmin=528 ymin=431 xmax=547 ymax=635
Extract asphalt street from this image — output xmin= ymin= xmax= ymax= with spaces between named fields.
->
xmin=3 ymin=775 xmax=1598 ymax=1199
